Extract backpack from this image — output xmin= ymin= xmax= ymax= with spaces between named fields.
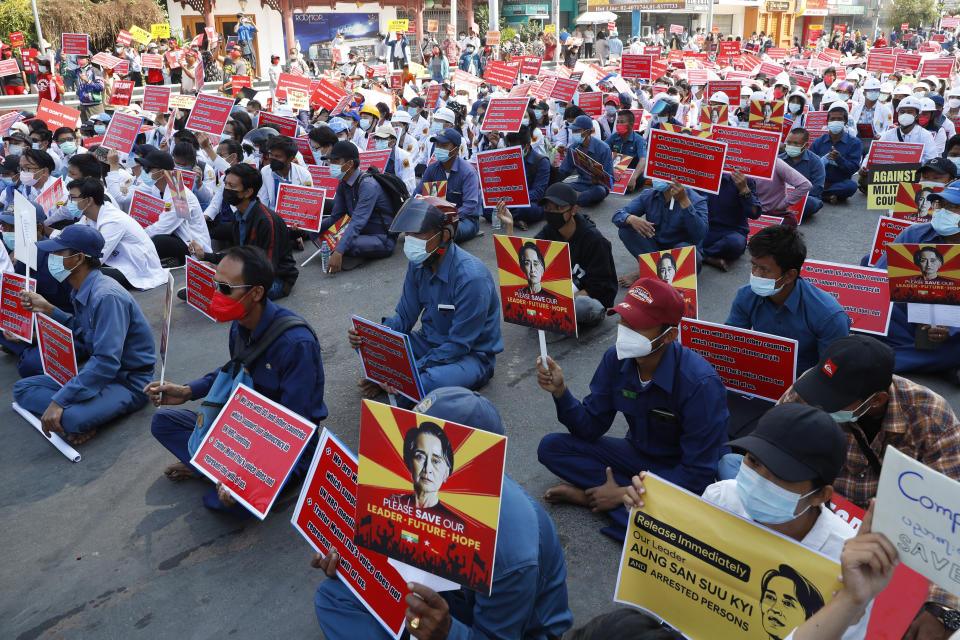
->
xmin=187 ymin=315 xmax=316 ymax=456
xmin=362 ymin=165 xmax=409 ymax=212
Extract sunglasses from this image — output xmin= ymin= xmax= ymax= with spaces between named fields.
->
xmin=213 ymin=280 xmax=252 ymax=296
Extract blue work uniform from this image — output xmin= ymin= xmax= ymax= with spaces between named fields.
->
xmin=612 ymin=186 xmax=709 ymax=262
xmin=416 ymin=156 xmax=481 ymax=242
xmin=703 ymin=175 xmax=762 ymax=262
xmin=538 ymin=342 xmax=730 ymax=539
xmin=382 ymin=243 xmax=503 ymax=393
xmin=809 ymin=131 xmax=861 ymax=201
xmin=483 ymin=148 xmax=551 ymax=224
xmin=320 ymin=168 xmax=396 ymax=258
xmin=314 ymin=475 xmax=573 ymax=640
xmin=726 ymin=278 xmax=852 ymax=372
xmin=150 ymin=300 xmax=326 ymax=516
xmin=558 ymin=135 xmax=614 ymax=206
xmin=13 ymin=270 xmax=155 ymax=434
xmin=605 ymin=129 xmax=647 ymax=171
xmin=873 ymin=223 xmax=960 ymax=373
xmin=780 ymin=148 xmax=826 ymax=216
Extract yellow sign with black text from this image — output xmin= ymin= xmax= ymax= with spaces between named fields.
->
xmin=615 ymin=475 xmax=842 ymax=639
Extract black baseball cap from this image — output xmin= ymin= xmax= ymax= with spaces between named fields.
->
xmin=329 ymin=140 xmax=359 ymax=162
xmin=793 ymin=335 xmax=894 ymax=413
xmin=539 ymin=183 xmax=577 ymax=208
xmin=136 ymin=150 xmax=175 ymax=171
xmin=920 ymin=156 xmax=957 ymax=179
xmin=727 ymin=403 xmax=845 ymax=483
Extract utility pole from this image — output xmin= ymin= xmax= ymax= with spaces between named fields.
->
xmin=30 ymin=0 xmax=46 ymax=55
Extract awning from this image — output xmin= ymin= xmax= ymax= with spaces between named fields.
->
xmin=576 ymin=11 xmax=619 ymax=24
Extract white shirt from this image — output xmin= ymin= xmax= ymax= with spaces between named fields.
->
xmin=391 ymin=146 xmax=416 ymax=194
xmin=81 ymin=202 xmax=166 ymax=290
xmin=873 ymin=124 xmax=937 ymax=164
xmin=702 ymin=480 xmax=870 ymax=640
xmin=257 ymin=162 xmax=313 ymax=210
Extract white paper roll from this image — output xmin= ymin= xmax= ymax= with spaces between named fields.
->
xmin=12 ymin=402 xmax=82 ymax=462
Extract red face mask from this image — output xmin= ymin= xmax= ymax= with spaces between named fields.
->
xmin=773 ymin=89 xmax=784 ymax=100
xmin=918 ymin=114 xmax=931 ymax=126
xmin=615 ymin=123 xmax=631 ymax=135
xmin=207 ymin=289 xmax=250 ymax=323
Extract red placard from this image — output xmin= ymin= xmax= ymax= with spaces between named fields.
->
xmin=867 ymin=53 xmax=896 ymax=74
xmin=165 ymin=50 xmax=181 ymax=69
xmin=476 ymin=146 xmax=530 ymax=209
xmin=480 ymin=97 xmax=529 ymax=133
xmin=895 ymin=52 xmax=922 ymax=72
xmin=231 ymin=74 xmax=252 ymax=97
xmin=887 ymin=243 xmax=960 ymax=304
xmin=185 ymin=256 xmax=217 ymax=321
xmin=790 ymin=73 xmax=812 ymax=92
xmin=357 ymin=149 xmax=391 ymax=173
xmin=716 ymin=41 xmax=741 ymax=58
xmin=355 ymin=400 xmax=507 ymax=594
xmin=621 ymin=54 xmax=653 ymax=80
xmin=102 ymin=111 xmax=142 ymax=154
xmin=20 ymin=47 xmax=37 ymax=73
xmin=920 ymin=57 xmax=954 ymax=78
xmin=1 ymin=273 xmax=36 ymax=342
xmin=128 ymin=190 xmax=165 ymax=227
xmin=109 ymin=80 xmax=134 ymax=107
xmin=9 ymin=31 xmax=25 ymax=48
xmin=679 ymin=318 xmax=797 ymax=401
xmin=142 ymin=85 xmax=170 ymax=113
xmin=865 ymin=141 xmax=924 ymax=168
xmin=116 ymin=30 xmax=132 ymax=46
xmin=577 ymin=92 xmax=604 ymax=117
xmin=610 ymin=153 xmax=634 ymax=195
xmin=350 ymin=316 xmax=424 ymax=402
xmin=291 ymin=429 xmax=408 ymax=639
xmin=704 ymin=80 xmax=741 ymax=101
xmin=495 ymin=235 xmax=577 ymax=337
xmin=277 ymin=72 xmax=312 ymax=100
xmin=140 ymin=53 xmax=163 ymax=70
xmin=550 ymin=78 xmax=578 ymax=102
xmin=258 ymin=111 xmax=298 ymax=137
xmin=423 ymin=84 xmax=442 ymax=109
xmin=670 ymin=24 xmax=684 ymax=34
xmin=275 ymin=184 xmax=325 ymax=233
xmin=389 ymin=75 xmax=401 ymax=90
xmin=185 ymin=93 xmax=235 ymax=138
xmin=36 ymin=177 xmax=65 ymax=214
xmin=637 ymin=246 xmax=698 ymax=318
xmin=710 ymin=124 xmax=780 ymax=180
xmin=311 ymin=78 xmax=349 ymax=112
xmin=647 ymin=129 xmax=727 ymax=194
xmin=36 ymin=313 xmax=78 ymax=387
xmin=90 ymin=52 xmax=121 ymax=69
xmin=61 ymin=33 xmax=90 ymax=56
xmin=901 ymin=22 xmax=910 ymax=30
xmin=517 ymin=55 xmax=542 ymax=75
xmin=766 ymin=47 xmax=787 ymax=60
xmin=483 ymin=60 xmax=519 ymax=89
xmin=190 ymin=383 xmax=317 ymax=520
xmin=307 ymin=165 xmax=340 ymax=200
xmin=294 ymin=136 xmax=317 ymax=165
xmin=805 ymin=110 xmax=829 ymax=136
xmin=801 ymin=260 xmax=893 ymax=335
xmin=177 ymin=169 xmax=197 ymax=191
xmin=0 ymin=59 xmax=19 ymax=78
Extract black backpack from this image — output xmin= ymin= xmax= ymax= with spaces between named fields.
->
xmin=362 ymin=166 xmax=409 ymax=213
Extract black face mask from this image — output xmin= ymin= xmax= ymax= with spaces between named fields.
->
xmin=223 ymin=188 xmax=243 ymax=206
xmin=269 ymin=159 xmax=287 ymax=173
xmin=545 ymin=210 xmax=568 ymax=230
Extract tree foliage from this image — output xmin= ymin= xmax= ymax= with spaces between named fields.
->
xmin=889 ymin=0 xmax=938 ymax=30
xmin=0 ymin=0 xmax=39 ymax=47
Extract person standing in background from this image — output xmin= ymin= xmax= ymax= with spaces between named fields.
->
xmin=235 ymin=14 xmax=258 ymax=77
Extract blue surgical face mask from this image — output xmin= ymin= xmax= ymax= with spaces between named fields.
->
xmin=533 ymin=109 xmax=544 ymax=119
xmin=407 ymin=107 xmax=419 ymax=117
xmin=735 ymin=463 xmax=817 ymax=524
xmin=749 ymin=273 xmax=784 ymax=297
xmin=31 ymin=142 xmax=40 ymax=150
xmin=429 ymin=121 xmax=443 ymax=134
xmin=374 ymin=138 xmax=390 ymax=151
xmin=657 ymin=115 xmax=669 ymax=124
xmin=66 ymin=199 xmax=83 ymax=220
xmin=827 ymin=120 xmax=845 ymax=134
xmin=569 ymin=132 xmax=583 ymax=145
xmin=6 ymin=146 xmax=22 ymax=158
xmin=403 ymin=232 xmax=439 ymax=263
xmin=932 ymin=207 xmax=960 ymax=236
xmin=865 ymin=90 xmax=880 ymax=102
xmin=48 ymin=252 xmax=78 ymax=282
xmin=651 ymin=178 xmax=671 ymax=192
xmin=0 ymin=177 xmax=14 ymax=189
xmin=950 ymin=157 xmax=960 ymax=173
xmin=605 ymin=105 xmax=618 ymax=116
xmin=434 ymin=148 xmax=451 ymax=162
xmin=140 ymin=171 xmax=157 ymax=187
xmin=94 ymin=124 xmax=106 ymax=135
xmin=784 ymin=145 xmax=803 ymax=158
xmin=359 ymin=119 xmax=372 ymax=131
xmin=2 ymin=231 xmax=14 ymax=251
xmin=59 ymin=141 xmax=77 ymax=155
xmin=329 ymin=162 xmax=344 ymax=179
xmin=829 ymin=393 xmax=876 ymax=424
xmin=788 ymin=102 xmax=803 ymax=114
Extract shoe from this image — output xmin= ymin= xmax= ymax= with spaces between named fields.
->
xmin=176 ymin=287 xmax=187 ymax=301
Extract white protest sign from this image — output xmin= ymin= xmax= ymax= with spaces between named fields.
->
xmin=874 ymin=445 xmax=960 ymax=597
xmin=13 ymin=190 xmax=38 ymax=271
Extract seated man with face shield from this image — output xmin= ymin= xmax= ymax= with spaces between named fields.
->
xmin=808 ymin=103 xmax=861 ymax=205
xmin=347 ymin=197 xmax=503 ymax=398
xmin=536 ymin=277 xmax=729 ymax=539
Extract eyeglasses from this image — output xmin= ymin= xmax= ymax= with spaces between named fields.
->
xmin=213 ymin=280 xmax=252 ymax=296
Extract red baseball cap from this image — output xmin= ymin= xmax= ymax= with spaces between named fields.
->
xmin=607 ymin=277 xmax=684 ymax=330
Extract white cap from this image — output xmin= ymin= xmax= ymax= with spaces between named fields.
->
xmin=893 ymin=83 xmax=913 ymax=95
xmin=898 ymin=95 xmax=922 ymax=111
xmin=775 ymin=72 xmax=791 ymax=86
xmin=740 ymin=85 xmax=753 ymax=95
xmin=750 ymin=90 xmax=767 ymax=102
xmin=709 ymin=92 xmax=730 ymax=105
xmin=434 ymin=107 xmax=456 ymax=123
xmin=919 ymin=97 xmax=936 ymax=112
xmin=827 ymin=101 xmax=849 ymax=114
xmin=880 ymin=81 xmax=895 ymax=93
xmin=391 ymin=110 xmax=412 ymax=124
xmin=373 ymin=123 xmax=398 ymax=138
xmin=947 ymin=88 xmax=960 ymax=99
xmin=863 ymin=78 xmax=882 ymax=90
xmin=821 ymin=90 xmax=840 ymax=105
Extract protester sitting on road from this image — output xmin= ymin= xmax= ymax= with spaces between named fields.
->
xmin=780 ymin=128 xmax=826 ymax=217
xmin=482 ymin=126 xmax=550 ymax=229
xmin=146 ymin=245 xmax=326 ymax=517
xmin=257 ymin=135 xmax=314 ymax=211
xmin=348 ymin=197 xmax=502 ymax=398
xmin=14 ymin=225 xmax=155 ymax=445
xmin=755 ymin=157 xmax=812 ymax=217
xmin=778 ymin=335 xmax=960 ymax=635
xmin=808 ymin=104 xmax=861 ymax=205
xmin=726 ymin=225 xmax=850 ymax=372
xmin=612 ymin=178 xmax=708 ymax=285
xmin=566 ymin=608 xmax=684 ymax=639
xmin=604 ymin=110 xmax=647 ymax=193
xmin=376 ymin=123 xmax=416 ymax=195
xmin=702 ymin=170 xmax=762 ymax=271
xmin=536 ymin=277 xmax=729 ymax=540
xmin=17 ymin=148 xmax=57 ymax=206
xmin=557 ymin=114 xmax=615 ymax=207
xmin=312 ymin=387 xmax=573 ymax=640
xmin=873 ymin=96 xmax=937 ymax=164
xmin=415 ymin=128 xmax=481 ymax=242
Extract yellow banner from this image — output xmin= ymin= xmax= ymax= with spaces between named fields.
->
xmin=151 ymin=23 xmax=171 ymax=39
xmin=168 ymin=94 xmax=196 ymax=110
xmin=615 ymin=475 xmax=841 ymax=639
xmin=129 ymin=25 xmax=153 ymax=45
xmin=408 ymin=61 xmax=426 ymax=78
xmin=388 ymin=19 xmax=409 ymax=32
xmin=545 ymin=24 xmax=556 ymax=33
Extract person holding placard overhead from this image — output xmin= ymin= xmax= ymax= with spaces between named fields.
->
xmin=13 ymin=225 xmax=155 ymax=446
xmin=536 ymin=277 xmax=729 ymax=539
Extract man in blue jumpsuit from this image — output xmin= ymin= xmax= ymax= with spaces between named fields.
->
xmin=14 ymin=225 xmax=155 ymax=445
xmin=348 ymin=197 xmax=502 ymax=397
xmin=873 ymin=183 xmax=960 ymax=377
xmin=312 ymin=386 xmax=573 ymax=640
xmin=318 ymin=141 xmax=397 ymax=272
xmin=702 ymin=170 xmax=762 ymax=271
xmin=415 ymin=129 xmax=481 ymax=242
xmin=536 ymin=277 xmax=729 ymax=539
xmin=808 ymin=103 xmax=861 ymax=204
xmin=482 ymin=126 xmax=550 ymax=227
xmin=146 ymin=245 xmax=326 ymax=516
xmin=557 ymin=115 xmax=614 ymax=206
xmin=780 ymin=128 xmax=826 ymax=217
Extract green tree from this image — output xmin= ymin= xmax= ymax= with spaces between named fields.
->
xmin=0 ymin=0 xmax=38 ymax=48
xmin=889 ymin=0 xmax=938 ymax=30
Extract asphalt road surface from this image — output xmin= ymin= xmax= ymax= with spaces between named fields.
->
xmin=3 ymin=185 xmax=956 ymax=640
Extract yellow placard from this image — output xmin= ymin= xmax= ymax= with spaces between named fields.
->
xmin=427 ymin=19 xmax=439 ymax=33
xmin=168 ymin=94 xmax=196 ymax=110
xmin=545 ymin=24 xmax=556 ymax=33
xmin=129 ymin=25 xmax=153 ymax=45
xmin=615 ymin=475 xmax=842 ymax=639
xmin=151 ymin=23 xmax=171 ymax=39
xmin=388 ymin=19 xmax=409 ymax=32
xmin=287 ymin=89 xmax=309 ymax=111
xmin=408 ymin=61 xmax=426 ymax=78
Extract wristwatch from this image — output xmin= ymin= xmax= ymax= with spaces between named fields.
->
xmin=924 ymin=603 xmax=960 ymax=631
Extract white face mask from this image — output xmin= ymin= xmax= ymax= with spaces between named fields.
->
xmin=615 ymin=324 xmax=669 ymax=360
xmin=949 ymin=98 xmax=960 ymax=110
xmin=899 ymin=112 xmax=916 ymax=127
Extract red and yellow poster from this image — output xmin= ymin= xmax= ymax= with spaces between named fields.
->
xmin=747 ymin=99 xmax=785 ymax=133
xmin=637 ymin=246 xmax=697 ymax=318
xmin=698 ymin=104 xmax=727 ymax=129
xmin=494 ymin=235 xmax=576 ymax=337
xmin=355 ymin=400 xmax=507 ymax=594
xmin=892 ymin=182 xmax=943 ymax=223
xmin=610 ymin=154 xmax=634 ymax=196
xmin=887 ymin=243 xmax=960 ymax=304
xmin=422 ymin=181 xmax=447 ymax=198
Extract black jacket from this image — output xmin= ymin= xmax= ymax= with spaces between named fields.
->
xmin=208 ymin=199 xmax=299 ymax=288
xmin=536 ymin=213 xmax=618 ymax=309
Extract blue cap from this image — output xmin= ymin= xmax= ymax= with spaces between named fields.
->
xmin=413 ymin=387 xmax=504 ymax=436
xmin=36 ymin=224 xmax=105 ymax=258
xmin=430 ymin=128 xmax=462 ymax=147
xmin=930 ymin=182 xmax=960 ymax=205
xmin=930 ymin=93 xmax=945 ymax=108
xmin=345 ymin=110 xmax=361 ymax=122
xmin=327 ymin=117 xmax=349 ymax=133
xmin=618 ymin=92 xmax=633 ymax=107
xmin=90 ymin=112 xmax=112 ymax=123
xmin=572 ymin=115 xmax=593 ymax=131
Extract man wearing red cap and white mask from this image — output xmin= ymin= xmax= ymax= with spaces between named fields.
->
xmin=536 ymin=277 xmax=729 ymax=539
